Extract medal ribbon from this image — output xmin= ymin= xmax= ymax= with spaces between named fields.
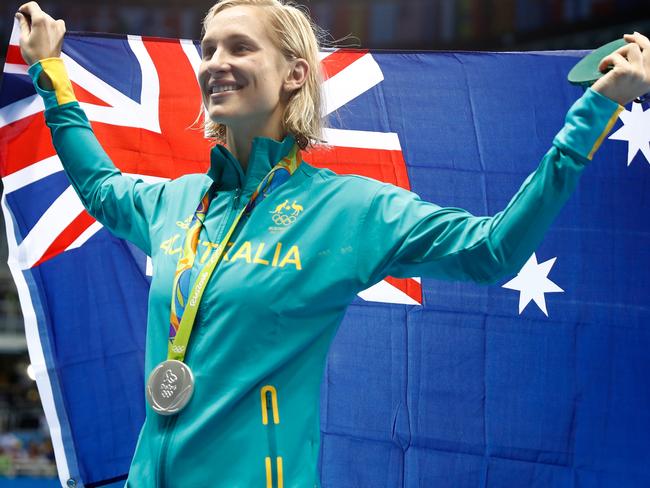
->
xmin=167 ymin=144 xmax=302 ymax=362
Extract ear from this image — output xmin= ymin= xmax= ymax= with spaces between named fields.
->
xmin=283 ymin=58 xmax=309 ymax=94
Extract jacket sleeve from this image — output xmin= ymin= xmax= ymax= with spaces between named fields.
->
xmin=28 ymin=57 xmax=166 ymax=256
xmin=356 ymin=88 xmax=623 ymax=287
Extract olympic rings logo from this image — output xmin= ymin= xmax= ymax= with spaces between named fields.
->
xmin=171 ymin=345 xmax=185 ymax=354
xmin=272 ymin=214 xmax=297 ymax=226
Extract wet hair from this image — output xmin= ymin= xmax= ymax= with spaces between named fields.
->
xmin=199 ymin=0 xmax=324 ymax=149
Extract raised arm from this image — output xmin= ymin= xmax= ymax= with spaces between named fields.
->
xmin=16 ymin=1 xmax=166 ymax=255
xmin=356 ymin=33 xmax=650 ymax=288
xmin=356 ymin=88 xmax=623 ymax=287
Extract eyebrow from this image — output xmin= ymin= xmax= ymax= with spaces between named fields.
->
xmin=201 ymin=33 xmax=257 ymax=49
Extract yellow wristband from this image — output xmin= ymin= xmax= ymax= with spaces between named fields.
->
xmin=27 ymin=57 xmax=77 ymax=110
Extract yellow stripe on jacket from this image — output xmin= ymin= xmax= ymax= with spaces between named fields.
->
xmin=27 ymin=57 xmax=77 ymax=111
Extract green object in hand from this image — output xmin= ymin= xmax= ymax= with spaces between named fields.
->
xmin=568 ymin=38 xmax=627 ymax=87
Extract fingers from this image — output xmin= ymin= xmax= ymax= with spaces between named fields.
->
xmin=14 ymin=12 xmax=30 ymax=38
xmin=17 ymin=2 xmax=57 ymax=31
xmin=593 ymin=33 xmax=650 ymax=104
xmin=599 ymin=52 xmax=627 ymax=73
xmin=625 ymin=42 xmax=644 ymax=67
xmin=624 ymin=31 xmax=650 ymax=50
xmin=599 ymin=42 xmax=644 ymax=72
xmin=623 ymin=32 xmax=650 ymax=69
xmin=15 ymin=1 xmax=64 ymax=40
xmin=17 ymin=1 xmax=43 ymax=23
xmin=14 ymin=1 xmax=66 ymax=65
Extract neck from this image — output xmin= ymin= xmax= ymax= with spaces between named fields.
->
xmin=225 ymin=117 xmax=286 ymax=174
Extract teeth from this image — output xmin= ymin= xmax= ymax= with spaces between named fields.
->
xmin=211 ymin=85 xmax=239 ymax=94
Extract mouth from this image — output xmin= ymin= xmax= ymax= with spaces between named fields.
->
xmin=208 ymin=83 xmax=243 ymax=96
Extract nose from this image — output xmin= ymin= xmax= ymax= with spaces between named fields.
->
xmin=204 ymin=47 xmax=232 ymax=74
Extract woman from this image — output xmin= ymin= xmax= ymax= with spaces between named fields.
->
xmin=15 ymin=0 xmax=650 ymax=486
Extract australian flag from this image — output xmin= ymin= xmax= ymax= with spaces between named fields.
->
xmin=1 ymin=19 xmax=649 ymax=488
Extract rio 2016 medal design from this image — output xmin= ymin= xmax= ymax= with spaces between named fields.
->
xmin=146 ymin=360 xmax=195 ymax=415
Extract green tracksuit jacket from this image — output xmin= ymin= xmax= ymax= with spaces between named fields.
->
xmin=30 ymin=58 xmax=622 ymax=488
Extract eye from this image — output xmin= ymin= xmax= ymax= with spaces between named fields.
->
xmin=202 ymin=47 xmax=215 ymax=59
xmin=233 ymin=43 xmax=251 ymax=54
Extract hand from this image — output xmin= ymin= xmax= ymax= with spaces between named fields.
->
xmin=15 ymin=2 xmax=66 ymax=66
xmin=591 ymin=32 xmax=650 ymax=105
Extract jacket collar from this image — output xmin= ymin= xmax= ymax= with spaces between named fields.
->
xmin=207 ymin=134 xmax=297 ymax=194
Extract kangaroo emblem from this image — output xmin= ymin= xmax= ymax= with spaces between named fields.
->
xmin=272 ymin=199 xmax=290 ymax=214
xmin=269 ymin=198 xmax=303 ymax=227
xmin=290 ymin=201 xmax=303 ymax=216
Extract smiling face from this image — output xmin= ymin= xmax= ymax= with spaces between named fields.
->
xmin=198 ymin=5 xmax=293 ymax=139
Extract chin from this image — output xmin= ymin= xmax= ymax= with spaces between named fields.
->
xmin=205 ymin=107 xmax=231 ymax=125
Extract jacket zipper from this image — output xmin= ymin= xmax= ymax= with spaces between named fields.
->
xmin=156 ymin=188 xmax=241 ymax=488
xmin=263 ymin=386 xmax=282 ymax=488
xmin=157 ymin=416 xmax=177 ymax=488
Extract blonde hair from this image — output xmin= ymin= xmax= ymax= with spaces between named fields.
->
xmin=199 ymin=0 xmax=324 ymax=149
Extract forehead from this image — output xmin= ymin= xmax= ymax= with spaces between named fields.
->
xmin=202 ymin=5 xmax=271 ymax=45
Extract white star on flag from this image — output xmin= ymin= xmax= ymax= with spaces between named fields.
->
xmin=608 ymin=102 xmax=650 ymax=166
xmin=502 ymin=253 xmax=564 ymax=316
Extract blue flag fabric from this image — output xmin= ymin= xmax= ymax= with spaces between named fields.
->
xmin=1 ymin=26 xmax=649 ymax=487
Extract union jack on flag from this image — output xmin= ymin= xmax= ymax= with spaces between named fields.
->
xmin=2 ymin=19 xmax=650 ymax=488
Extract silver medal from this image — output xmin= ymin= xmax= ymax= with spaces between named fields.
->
xmin=146 ymin=359 xmax=195 ymax=415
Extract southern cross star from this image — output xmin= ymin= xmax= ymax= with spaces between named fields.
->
xmin=501 ymin=253 xmax=564 ymax=317
xmin=608 ymin=102 xmax=650 ymax=166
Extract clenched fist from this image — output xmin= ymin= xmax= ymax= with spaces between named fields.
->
xmin=592 ymin=32 xmax=650 ymax=105
xmin=15 ymin=1 xmax=66 ymax=90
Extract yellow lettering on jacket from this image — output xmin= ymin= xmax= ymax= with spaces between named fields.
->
xmin=222 ymin=242 xmax=235 ymax=261
xmin=160 ymin=234 xmax=182 ymax=255
xmin=230 ymin=241 xmax=252 ymax=263
xmin=199 ymin=241 xmax=219 ymax=264
xmin=279 ymin=245 xmax=302 ymax=270
xmin=253 ymin=243 xmax=270 ymax=265
xmin=271 ymin=242 xmax=282 ymax=267
xmin=160 ymin=237 xmax=301 ymax=270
